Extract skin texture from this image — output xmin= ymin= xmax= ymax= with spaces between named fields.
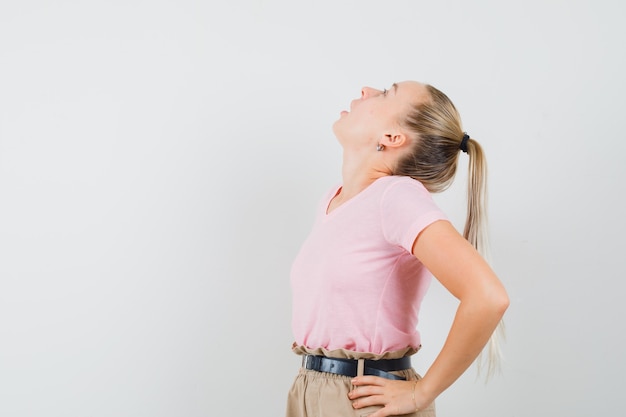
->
xmin=331 ymin=81 xmax=510 ymax=417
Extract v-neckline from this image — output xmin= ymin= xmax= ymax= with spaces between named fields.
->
xmin=324 ymin=177 xmax=387 ymax=217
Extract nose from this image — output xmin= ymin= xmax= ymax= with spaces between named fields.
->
xmin=361 ymin=87 xmax=383 ymax=99
xmin=361 ymin=87 xmax=381 ymax=99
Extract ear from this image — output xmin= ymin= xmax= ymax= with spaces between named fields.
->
xmin=380 ymin=132 xmax=408 ymax=149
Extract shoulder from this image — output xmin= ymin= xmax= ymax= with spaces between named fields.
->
xmin=377 ymin=176 xmax=448 ymax=250
xmin=377 ymin=176 xmax=431 ymax=200
xmin=378 ymin=175 xmax=445 ymax=221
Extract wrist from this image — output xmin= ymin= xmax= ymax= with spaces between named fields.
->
xmin=413 ymin=378 xmax=438 ymax=409
xmin=411 ymin=380 xmax=420 ymax=412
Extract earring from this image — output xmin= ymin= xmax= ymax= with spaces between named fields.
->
xmin=376 ymin=144 xmax=385 ymax=151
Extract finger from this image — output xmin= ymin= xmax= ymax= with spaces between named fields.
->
xmin=351 ymin=375 xmax=387 ymax=387
xmin=348 ymin=385 xmax=385 ymax=399
xmin=368 ymin=405 xmax=394 ymax=417
xmin=352 ymin=394 xmax=386 ymax=409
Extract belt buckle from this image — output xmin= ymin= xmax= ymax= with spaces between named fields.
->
xmin=302 ymin=354 xmax=314 ymax=369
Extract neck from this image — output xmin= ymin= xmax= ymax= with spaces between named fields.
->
xmin=339 ymin=151 xmax=391 ymax=198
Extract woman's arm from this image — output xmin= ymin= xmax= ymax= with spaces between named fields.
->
xmin=349 ymin=220 xmax=509 ymax=416
xmin=410 ymin=219 xmax=509 ymax=405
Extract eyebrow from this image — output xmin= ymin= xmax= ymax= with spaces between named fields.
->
xmin=392 ymin=83 xmax=398 ymax=95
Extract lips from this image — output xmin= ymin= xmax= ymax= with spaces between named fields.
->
xmin=340 ymin=99 xmax=358 ymax=116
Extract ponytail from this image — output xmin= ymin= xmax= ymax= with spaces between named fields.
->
xmin=464 ymin=136 xmax=505 ymax=379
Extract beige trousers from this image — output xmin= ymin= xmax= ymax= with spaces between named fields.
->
xmin=285 ymin=345 xmax=436 ymax=417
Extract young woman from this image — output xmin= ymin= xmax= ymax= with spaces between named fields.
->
xmin=286 ymin=81 xmax=509 ymax=417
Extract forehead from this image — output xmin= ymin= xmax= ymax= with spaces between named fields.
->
xmin=395 ymin=81 xmax=429 ymax=104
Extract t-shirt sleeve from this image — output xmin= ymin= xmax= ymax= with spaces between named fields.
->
xmin=380 ymin=178 xmax=449 ymax=253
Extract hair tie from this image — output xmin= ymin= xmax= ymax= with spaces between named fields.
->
xmin=459 ymin=133 xmax=470 ymax=153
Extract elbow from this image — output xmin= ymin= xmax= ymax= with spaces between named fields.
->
xmin=462 ymin=286 xmax=509 ymax=320
xmin=458 ymin=277 xmax=510 ymax=319
xmin=474 ymin=284 xmax=509 ymax=319
xmin=492 ymin=288 xmax=510 ymax=318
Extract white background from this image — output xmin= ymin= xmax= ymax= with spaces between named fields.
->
xmin=1 ymin=1 xmax=624 ymax=416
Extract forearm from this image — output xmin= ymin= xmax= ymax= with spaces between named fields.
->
xmin=418 ymin=297 xmax=507 ymax=404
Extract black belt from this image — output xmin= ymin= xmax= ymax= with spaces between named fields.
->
xmin=302 ymin=355 xmax=410 ymax=381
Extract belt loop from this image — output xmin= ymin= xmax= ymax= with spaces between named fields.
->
xmin=357 ymin=359 xmax=365 ymax=377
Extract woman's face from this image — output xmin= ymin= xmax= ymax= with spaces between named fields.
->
xmin=332 ymin=81 xmax=428 ymax=150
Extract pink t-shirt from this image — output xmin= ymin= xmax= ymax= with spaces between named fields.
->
xmin=290 ymin=175 xmax=448 ymax=354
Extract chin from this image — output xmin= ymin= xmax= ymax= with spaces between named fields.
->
xmin=332 ymin=128 xmax=348 ymax=146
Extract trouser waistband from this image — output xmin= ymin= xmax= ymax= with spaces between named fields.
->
xmin=301 ymin=355 xmax=410 ymax=381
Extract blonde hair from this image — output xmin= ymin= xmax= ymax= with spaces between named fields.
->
xmin=394 ymin=84 xmax=504 ymax=377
